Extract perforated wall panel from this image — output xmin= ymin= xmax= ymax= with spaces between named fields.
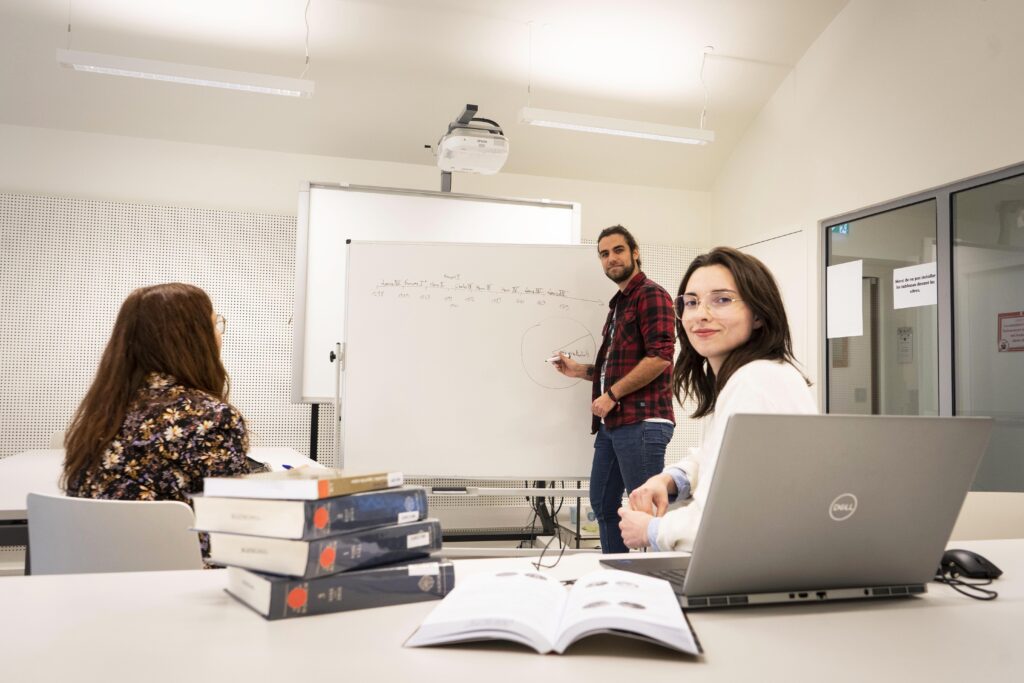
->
xmin=0 ymin=192 xmax=311 ymax=460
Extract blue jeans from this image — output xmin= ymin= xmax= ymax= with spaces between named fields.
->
xmin=590 ymin=421 xmax=673 ymax=554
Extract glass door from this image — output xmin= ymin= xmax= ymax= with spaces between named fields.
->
xmin=826 ymin=200 xmax=939 ymax=415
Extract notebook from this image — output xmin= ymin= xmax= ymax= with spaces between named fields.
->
xmin=602 ymin=414 xmax=992 ymax=608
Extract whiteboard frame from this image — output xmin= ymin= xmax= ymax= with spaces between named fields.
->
xmin=291 ymin=182 xmax=582 ymax=403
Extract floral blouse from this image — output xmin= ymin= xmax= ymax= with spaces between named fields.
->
xmin=66 ymin=372 xmax=253 ymax=558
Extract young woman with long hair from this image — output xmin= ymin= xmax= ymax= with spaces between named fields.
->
xmin=618 ymin=247 xmax=816 ymax=552
xmin=63 ymin=283 xmax=252 ymax=553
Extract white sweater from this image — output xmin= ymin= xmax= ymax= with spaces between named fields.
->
xmin=655 ymin=359 xmax=817 ymax=552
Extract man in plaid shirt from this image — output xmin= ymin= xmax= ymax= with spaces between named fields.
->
xmin=552 ymin=225 xmax=675 ymax=553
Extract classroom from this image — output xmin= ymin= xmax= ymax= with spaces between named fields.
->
xmin=1 ymin=1 xmax=1022 ymax=680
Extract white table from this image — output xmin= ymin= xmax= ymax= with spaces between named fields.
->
xmin=0 ymin=447 xmax=319 ymax=517
xmin=0 ymin=539 xmax=1020 ymax=682
xmin=0 ymin=450 xmax=63 ymax=522
xmin=0 ymin=447 xmax=320 ymax=561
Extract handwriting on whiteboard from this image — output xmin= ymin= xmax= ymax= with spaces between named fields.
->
xmin=371 ymin=276 xmax=604 ymax=308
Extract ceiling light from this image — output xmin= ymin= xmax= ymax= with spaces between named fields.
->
xmin=519 ymin=107 xmax=714 ymax=145
xmin=56 ymin=49 xmax=315 ymax=98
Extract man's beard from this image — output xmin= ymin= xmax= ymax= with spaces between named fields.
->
xmin=605 ymin=258 xmax=636 ymax=284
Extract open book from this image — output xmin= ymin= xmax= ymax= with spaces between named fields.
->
xmin=405 ymin=568 xmax=701 ymax=656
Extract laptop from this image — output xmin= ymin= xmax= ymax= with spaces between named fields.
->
xmin=602 ymin=414 xmax=992 ymax=608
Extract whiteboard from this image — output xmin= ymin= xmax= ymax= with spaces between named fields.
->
xmin=341 ymin=241 xmax=613 ymax=478
xmin=293 ymin=184 xmax=580 ymax=402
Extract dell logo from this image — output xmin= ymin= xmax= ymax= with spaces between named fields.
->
xmin=829 ymin=493 xmax=858 ymax=521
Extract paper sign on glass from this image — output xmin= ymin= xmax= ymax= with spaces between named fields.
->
xmin=998 ymin=312 xmax=1024 ymax=352
xmin=827 ymin=260 xmax=863 ymax=339
xmin=893 ymin=262 xmax=937 ymax=310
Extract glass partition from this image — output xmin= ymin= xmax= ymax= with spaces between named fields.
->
xmin=822 ymin=162 xmax=1024 ymax=492
xmin=953 ymin=173 xmax=1024 ymax=491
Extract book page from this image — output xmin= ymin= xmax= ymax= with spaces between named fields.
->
xmin=406 ymin=570 xmax=567 ymax=653
xmin=554 ymin=570 xmax=698 ymax=655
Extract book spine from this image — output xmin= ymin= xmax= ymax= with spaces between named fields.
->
xmin=262 ymin=561 xmax=456 ymax=620
xmin=301 ymin=487 xmax=428 ymax=539
xmin=302 ymin=519 xmax=442 ymax=577
xmin=320 ymin=471 xmax=404 ymax=498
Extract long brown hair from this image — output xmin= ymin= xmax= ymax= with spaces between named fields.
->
xmin=673 ymin=247 xmax=806 ymax=418
xmin=63 ymin=283 xmax=231 ymax=488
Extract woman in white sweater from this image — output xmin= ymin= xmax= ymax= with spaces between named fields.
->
xmin=619 ymin=247 xmax=816 ymax=552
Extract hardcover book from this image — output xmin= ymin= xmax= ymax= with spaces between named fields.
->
xmin=203 ymin=468 xmax=403 ymax=500
xmin=193 ymin=486 xmax=429 ymax=539
xmin=405 ymin=569 xmax=701 ymax=656
xmin=208 ymin=519 xmax=442 ymax=578
xmin=227 ymin=559 xmax=456 ymax=620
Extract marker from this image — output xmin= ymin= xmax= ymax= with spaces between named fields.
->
xmin=545 ymin=355 xmax=562 ymax=364
xmin=281 ymin=464 xmax=294 ymax=470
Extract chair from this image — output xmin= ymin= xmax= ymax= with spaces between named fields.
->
xmin=26 ymin=493 xmax=204 ymax=574
xmin=949 ymin=492 xmax=1024 ymax=541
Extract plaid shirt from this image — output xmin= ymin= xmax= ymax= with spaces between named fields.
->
xmin=591 ymin=271 xmax=675 ymax=433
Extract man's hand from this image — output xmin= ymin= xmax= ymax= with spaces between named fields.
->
xmin=550 ymin=353 xmax=588 ymax=379
xmin=591 ymin=393 xmax=616 ymax=418
xmin=628 ymin=472 xmax=676 ymax=517
xmin=618 ymin=507 xmax=653 ymax=549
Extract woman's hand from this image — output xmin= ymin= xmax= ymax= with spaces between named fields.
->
xmin=618 ymin=507 xmax=653 ymax=549
xmin=628 ymin=472 xmax=677 ymax=517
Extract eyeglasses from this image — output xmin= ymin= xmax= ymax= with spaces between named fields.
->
xmin=215 ymin=314 xmax=227 ymax=335
xmin=674 ymin=292 xmax=742 ymax=319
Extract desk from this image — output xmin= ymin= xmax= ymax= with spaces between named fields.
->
xmin=0 ymin=448 xmax=319 ymax=549
xmin=0 ymin=539 xmax=1020 ymax=682
xmin=0 ymin=450 xmax=63 ymax=523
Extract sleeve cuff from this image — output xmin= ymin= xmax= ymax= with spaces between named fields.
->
xmin=647 ymin=517 xmax=661 ymax=551
xmin=664 ymin=466 xmax=692 ymax=503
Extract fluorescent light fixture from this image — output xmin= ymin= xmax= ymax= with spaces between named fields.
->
xmin=519 ymin=107 xmax=714 ymax=145
xmin=56 ymin=49 xmax=315 ymax=98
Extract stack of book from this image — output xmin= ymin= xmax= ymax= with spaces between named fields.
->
xmin=194 ymin=468 xmax=455 ymax=620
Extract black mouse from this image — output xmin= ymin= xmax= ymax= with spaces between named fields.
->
xmin=940 ymin=549 xmax=1003 ymax=579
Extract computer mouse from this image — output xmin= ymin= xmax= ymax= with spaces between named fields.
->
xmin=940 ymin=549 xmax=1003 ymax=579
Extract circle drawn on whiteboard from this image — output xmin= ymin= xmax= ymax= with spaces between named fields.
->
xmin=521 ymin=318 xmax=597 ymax=389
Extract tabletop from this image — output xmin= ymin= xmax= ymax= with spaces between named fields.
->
xmin=0 ymin=539 xmax=1020 ymax=682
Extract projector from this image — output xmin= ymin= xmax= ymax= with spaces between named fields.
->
xmin=436 ymin=105 xmax=508 ymax=175
xmin=437 ymin=125 xmax=509 ymax=175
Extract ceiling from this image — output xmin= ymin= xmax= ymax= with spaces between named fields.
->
xmin=0 ymin=0 xmax=849 ymax=191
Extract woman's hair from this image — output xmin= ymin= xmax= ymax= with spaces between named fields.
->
xmin=63 ymin=283 xmax=230 ymax=488
xmin=673 ymin=247 xmax=806 ymax=418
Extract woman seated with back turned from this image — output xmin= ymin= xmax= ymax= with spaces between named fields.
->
xmin=62 ymin=283 xmax=253 ymax=557
xmin=618 ymin=247 xmax=816 ymax=552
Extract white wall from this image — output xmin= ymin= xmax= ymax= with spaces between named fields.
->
xmin=0 ymin=123 xmax=710 ymax=248
xmin=711 ymin=0 xmax=1024 ymax=389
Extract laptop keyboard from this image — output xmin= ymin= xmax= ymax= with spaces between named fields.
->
xmin=648 ymin=568 xmax=688 ymax=589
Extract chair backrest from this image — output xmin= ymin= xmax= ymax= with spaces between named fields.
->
xmin=27 ymin=493 xmax=204 ymax=574
xmin=949 ymin=491 xmax=1024 ymax=541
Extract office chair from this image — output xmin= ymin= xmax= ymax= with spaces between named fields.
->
xmin=26 ymin=493 xmax=204 ymax=574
